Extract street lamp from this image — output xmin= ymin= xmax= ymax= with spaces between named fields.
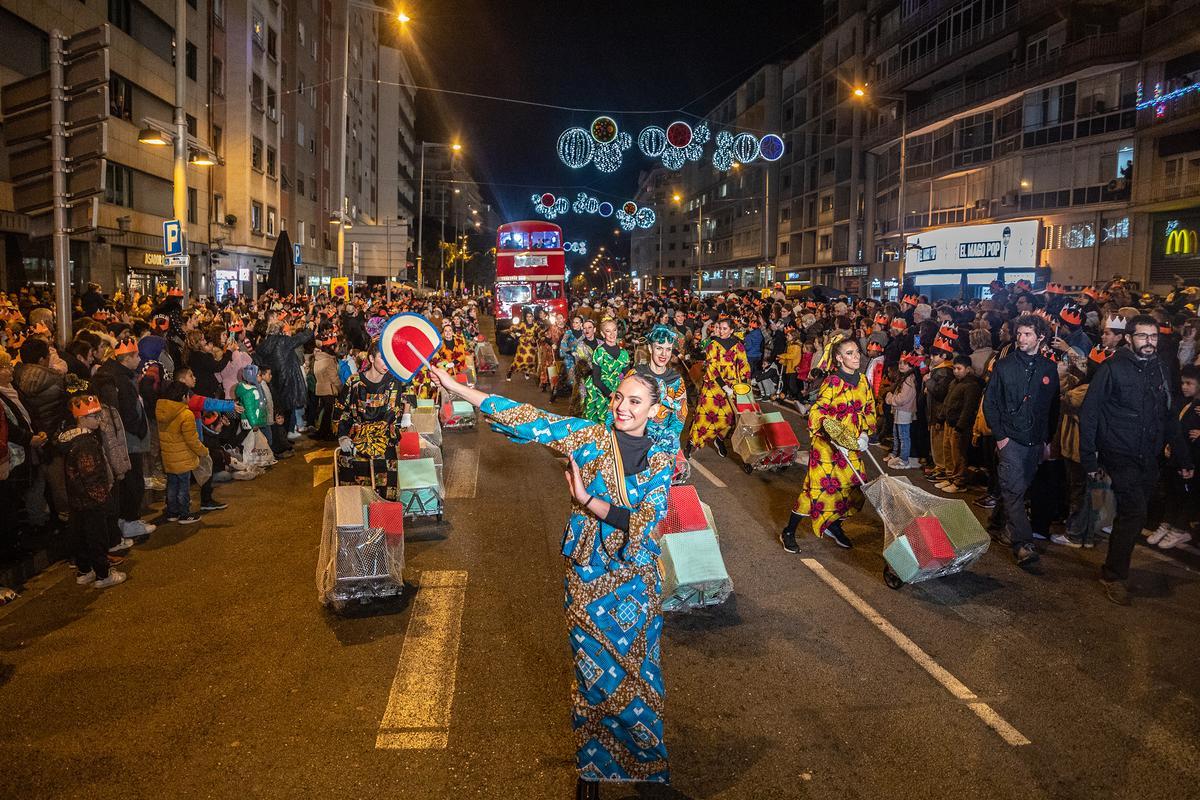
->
xmin=417 ymin=140 xmax=463 ymax=289
xmin=854 ymin=83 xmax=909 ymax=284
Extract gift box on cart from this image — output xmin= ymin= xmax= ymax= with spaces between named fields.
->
xmin=761 ymin=419 xmax=799 ymax=449
xmin=658 ymin=485 xmax=710 ymax=535
xmin=883 ymin=535 xmax=922 ymax=583
xmin=415 ymin=398 xmax=436 ymax=409
xmin=903 ymin=516 xmax=955 ymax=568
xmin=931 ymin=501 xmax=991 ymax=565
xmin=732 ymin=425 xmax=769 ymax=460
xmin=660 ymin=528 xmax=731 ymax=609
xmin=397 ymin=431 xmax=422 ymax=459
xmin=395 ymin=457 xmax=442 ymax=519
xmin=412 ymin=407 xmax=442 ymax=447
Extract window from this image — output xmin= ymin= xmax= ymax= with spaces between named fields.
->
xmin=820 ymin=195 xmax=834 ymax=212
xmin=252 ymin=74 xmax=264 ymax=110
xmin=780 ymin=241 xmax=790 ymax=255
xmin=211 ymin=57 xmax=224 ymax=96
xmin=1065 ymin=222 xmax=1095 ymax=248
xmin=251 ymin=136 xmax=263 ymax=171
xmin=213 ymin=0 xmax=224 ymax=25
xmin=1101 ymin=216 xmax=1130 ymax=244
xmin=250 ymin=201 xmax=263 ymax=232
xmin=298 ymin=220 xmax=305 ymax=249
xmin=267 ymin=84 xmax=277 ymax=120
xmin=104 ymin=163 xmax=133 ymax=207
xmin=266 ymin=206 xmax=277 ymax=236
xmin=185 ymin=41 xmax=197 ymax=81
xmin=297 ymin=21 xmax=305 ymax=46
xmin=213 ymin=193 xmax=224 ymax=222
xmin=819 ymin=233 xmax=832 ymax=251
xmin=187 ymin=187 xmax=198 ymax=224
xmin=109 ymin=73 xmax=133 ymax=121
xmin=212 ymin=125 xmax=222 ymax=155
xmin=109 ymin=0 xmax=132 ymax=34
xmin=266 ymin=146 xmax=277 ymax=178
xmin=296 ymin=172 xmax=305 ymax=197
xmin=267 ymin=27 xmax=277 ymax=59
xmin=252 ymin=10 xmax=265 ymax=49
xmin=297 ymin=121 xmax=305 ymax=147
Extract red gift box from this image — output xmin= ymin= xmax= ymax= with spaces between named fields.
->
xmin=659 ymin=485 xmax=709 ymax=535
xmin=903 ymin=516 xmax=955 ymax=567
xmin=369 ymin=500 xmax=406 ymax=537
xmin=762 ymin=420 xmax=799 ymax=449
xmin=440 ymin=402 xmax=461 ymax=425
xmin=397 ymin=431 xmax=422 ymax=459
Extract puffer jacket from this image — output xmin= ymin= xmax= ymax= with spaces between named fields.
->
xmin=92 ymin=358 xmax=150 ymax=451
xmin=255 ymin=329 xmax=314 ymax=412
xmin=156 ymin=398 xmax=208 ymax=474
xmin=313 ymin=350 xmax=342 ymax=397
xmin=14 ymin=361 xmax=67 ymax=435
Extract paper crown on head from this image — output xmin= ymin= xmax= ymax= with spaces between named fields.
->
xmin=873 ymin=312 xmax=889 ymax=326
xmin=317 ymin=336 xmax=338 ymax=348
xmin=228 ymin=319 xmax=244 ymax=332
xmin=151 ymin=314 xmax=169 ymax=330
xmin=69 ymin=394 xmax=102 ymax=418
xmin=901 ymin=293 xmax=920 ymax=307
xmin=168 ymin=288 xmax=184 ymax=297
xmin=866 ymin=340 xmax=884 ymax=353
xmin=1081 ymin=286 xmax=1108 ymax=302
xmin=1105 ymin=314 xmax=1127 ymax=331
xmin=1089 ymin=345 xmax=1113 ymax=364
xmin=1043 ymin=282 xmax=1067 ymax=295
xmin=889 ymin=316 xmax=908 ymax=331
xmin=1033 ymin=308 xmax=1054 ymax=323
xmin=1059 ymin=302 xmax=1084 ymax=326
xmin=938 ymin=323 xmax=959 ymax=340
xmin=1159 ymin=321 xmax=1174 ymax=335
xmin=901 ymin=351 xmax=924 ymax=367
xmin=932 ymin=335 xmax=955 ymax=354
xmin=113 ymin=338 xmax=138 ymax=357
xmin=31 ymin=321 xmax=50 ymax=336
xmin=1015 ymin=279 xmax=1033 ymax=290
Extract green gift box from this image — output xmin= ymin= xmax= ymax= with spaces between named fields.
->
xmin=883 ymin=535 xmax=922 ymax=583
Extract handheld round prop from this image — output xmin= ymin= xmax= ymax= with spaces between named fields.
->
xmin=378 ymin=313 xmax=443 ymax=385
xmin=821 ymin=417 xmax=860 ymax=451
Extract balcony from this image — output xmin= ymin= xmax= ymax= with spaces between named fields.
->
xmin=866 ymin=33 xmax=1140 ymax=146
xmin=1138 ymin=80 xmax=1200 ymax=129
xmin=871 ymin=0 xmax=1059 ymax=65
xmin=1143 ymin=0 xmax=1200 ymax=56
xmin=1140 ymin=176 xmax=1200 ymax=208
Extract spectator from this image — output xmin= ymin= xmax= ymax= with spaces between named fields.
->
xmin=155 ymin=380 xmax=207 ymax=525
xmin=937 ymin=354 xmax=983 ymax=493
xmin=91 ymin=337 xmax=156 ymax=539
xmin=60 ymin=393 xmax=125 ymax=589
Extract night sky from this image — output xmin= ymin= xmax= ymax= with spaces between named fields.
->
xmin=402 ymin=0 xmax=816 ymax=263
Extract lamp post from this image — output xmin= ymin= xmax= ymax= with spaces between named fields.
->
xmin=416 ymin=141 xmax=461 ymax=290
xmin=854 ymin=85 xmax=908 ymax=284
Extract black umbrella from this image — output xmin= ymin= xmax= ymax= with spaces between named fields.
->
xmin=265 ymin=229 xmax=295 ymax=295
xmin=796 ymin=284 xmax=840 ymax=301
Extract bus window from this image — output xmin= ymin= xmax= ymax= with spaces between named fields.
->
xmin=531 ymin=230 xmax=560 ymax=249
xmin=500 ymin=231 xmax=528 ymax=250
xmin=535 ymin=281 xmax=562 ymax=300
xmin=497 ymin=284 xmax=532 ymax=305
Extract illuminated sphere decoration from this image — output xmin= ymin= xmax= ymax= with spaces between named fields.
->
xmin=585 ymin=196 xmax=600 ymax=214
xmin=532 ymin=193 xmax=568 ymax=219
xmin=666 ymin=121 xmax=693 ymax=149
xmin=615 ymin=209 xmax=637 ymax=232
xmin=759 ymin=133 xmax=785 ymax=162
xmin=712 ymin=130 xmax=735 ymax=171
xmin=634 ymin=207 xmax=656 ymax=229
xmin=591 ymin=116 xmax=619 ymax=144
xmin=592 ymin=131 xmax=632 ymax=173
xmin=557 ymin=127 xmax=594 ymax=169
xmin=733 ymin=132 xmax=761 ymax=164
xmin=637 ymin=126 xmax=667 ymax=157
xmin=598 ymin=201 xmax=614 ymax=218
xmin=622 ymin=201 xmax=637 ymax=215
xmin=540 ymin=192 xmax=556 ymax=208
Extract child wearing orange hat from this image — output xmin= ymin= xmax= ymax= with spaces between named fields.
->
xmin=59 ymin=394 xmax=126 ymax=588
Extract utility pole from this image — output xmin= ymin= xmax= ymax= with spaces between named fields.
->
xmin=49 ymin=32 xmax=71 ymax=345
xmin=173 ymin=0 xmax=189 ymax=294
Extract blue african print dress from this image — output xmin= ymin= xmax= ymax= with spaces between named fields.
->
xmin=480 ymin=395 xmax=674 ymax=784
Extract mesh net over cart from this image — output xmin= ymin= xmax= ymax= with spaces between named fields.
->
xmin=474 ymin=339 xmax=499 ymax=374
xmin=317 ymin=478 xmax=404 ymax=611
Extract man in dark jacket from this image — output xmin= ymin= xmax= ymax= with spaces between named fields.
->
xmin=254 ymin=319 xmax=313 ymax=438
xmin=14 ymin=337 xmax=69 ymax=524
xmin=91 ymin=338 xmax=155 ymax=539
xmin=938 ymin=355 xmax=984 ymax=493
xmin=1079 ymin=315 xmax=1193 ymax=606
xmin=982 ymin=314 xmax=1060 ymax=566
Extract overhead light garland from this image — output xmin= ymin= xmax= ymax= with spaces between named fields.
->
xmin=564 ymin=240 xmax=588 ymax=254
xmin=531 ymin=192 xmax=569 ymax=219
xmin=558 ymin=116 xmax=783 ymax=173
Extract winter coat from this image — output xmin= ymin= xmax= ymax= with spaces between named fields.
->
xmin=59 ymin=427 xmax=115 ymax=511
xmin=92 ymin=358 xmax=150 ymax=451
xmin=255 ymin=329 xmax=314 ymax=412
xmin=313 ymin=350 xmax=342 ymax=397
xmin=97 ymin=403 xmax=132 ymax=477
xmin=1079 ymin=348 xmax=1192 ymax=474
xmin=14 ymin=361 xmax=68 ymax=436
xmin=1057 ymin=379 xmax=1088 ymax=463
xmin=887 ymin=372 xmax=918 ymax=416
xmin=185 ymin=393 xmax=237 ymax=436
xmin=0 ymin=389 xmax=34 ymax=480
xmin=156 ymin=398 xmax=208 ymax=474
xmin=942 ymin=372 xmax=984 ymax=434
xmin=187 ymin=348 xmax=233 ymax=399
xmin=925 ymin=362 xmax=955 ymax=425
xmin=970 ymin=347 xmax=994 ymax=377
xmin=235 ymin=381 xmax=269 ymax=429
xmin=218 ymin=348 xmax=253 ymax=399
xmin=983 ymin=349 xmax=1060 ymax=447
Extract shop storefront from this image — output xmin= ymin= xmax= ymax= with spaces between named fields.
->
xmin=124 ymin=249 xmax=176 ymax=296
xmin=1150 ymin=212 xmax=1200 ymax=284
xmin=904 ymin=220 xmax=1041 ymax=301
xmin=836 ymin=264 xmax=868 ymax=295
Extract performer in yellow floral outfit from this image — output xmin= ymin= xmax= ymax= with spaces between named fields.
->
xmin=506 ymin=309 xmax=540 ymax=381
xmin=780 ymin=335 xmax=876 ymax=553
xmin=437 ymin=320 xmax=471 ymax=375
xmin=686 ymin=317 xmax=750 ymax=458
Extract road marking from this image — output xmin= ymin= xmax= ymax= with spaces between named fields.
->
xmin=304 ymin=448 xmax=333 ymax=463
xmin=376 ymin=570 xmax=468 ymax=750
xmin=800 ymin=558 xmax=1031 ymax=747
xmin=444 ymin=448 xmax=479 ymax=499
xmin=689 ymin=457 xmax=727 ymax=488
xmin=312 ymin=463 xmax=333 ymax=487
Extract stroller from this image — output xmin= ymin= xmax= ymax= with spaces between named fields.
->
xmin=822 ymin=417 xmax=990 ymax=590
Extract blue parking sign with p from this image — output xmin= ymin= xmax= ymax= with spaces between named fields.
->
xmin=293 ymin=243 xmax=302 ymax=265
xmin=163 ymin=219 xmax=183 ymax=256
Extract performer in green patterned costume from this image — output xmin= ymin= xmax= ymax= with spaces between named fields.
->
xmin=583 ymin=318 xmax=630 ymax=423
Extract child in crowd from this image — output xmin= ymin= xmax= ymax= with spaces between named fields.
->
xmin=171 ymin=366 xmax=239 ymax=510
xmin=234 ymin=364 xmax=274 ymax=469
xmin=1148 ymin=364 xmax=1200 ymax=549
xmin=60 ymin=394 xmax=126 ymax=588
xmin=155 ymin=381 xmax=208 ymax=524
xmin=885 ymin=356 xmax=920 ymax=469
xmin=259 ymin=365 xmax=294 ymax=460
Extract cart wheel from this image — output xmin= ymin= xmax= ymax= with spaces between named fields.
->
xmin=883 ymin=564 xmax=905 ymax=590
xmin=742 ymin=463 xmax=753 ymax=475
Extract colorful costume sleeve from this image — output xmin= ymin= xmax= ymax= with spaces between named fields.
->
xmin=480 ymin=394 xmax=597 ymax=457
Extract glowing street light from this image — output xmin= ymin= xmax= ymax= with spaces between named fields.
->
xmin=397 ymin=10 xmax=411 ymax=23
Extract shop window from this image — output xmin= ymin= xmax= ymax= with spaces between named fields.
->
xmin=1101 ymin=216 xmax=1130 ymax=244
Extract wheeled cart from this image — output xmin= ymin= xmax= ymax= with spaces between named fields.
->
xmin=317 ymin=461 xmax=404 ymax=610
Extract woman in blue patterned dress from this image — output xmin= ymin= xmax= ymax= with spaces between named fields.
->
xmin=430 ymin=364 xmax=674 ymax=795
xmin=627 ymin=324 xmax=687 ymax=454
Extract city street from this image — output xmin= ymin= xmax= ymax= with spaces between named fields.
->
xmin=2 ymin=360 xmax=1199 ymax=800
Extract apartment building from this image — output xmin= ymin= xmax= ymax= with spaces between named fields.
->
xmin=858 ymin=0 xmax=1146 ymax=299
xmin=630 ymin=166 xmax=694 ymax=290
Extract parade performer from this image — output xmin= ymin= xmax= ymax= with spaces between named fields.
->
xmin=436 ymin=319 xmax=470 ymax=375
xmin=686 ymin=317 xmax=750 ymax=458
xmin=333 ymin=341 xmax=411 ymax=501
xmin=555 ymin=315 xmax=584 ymax=401
xmin=506 ymin=310 xmax=540 ymax=381
xmin=538 ymin=313 xmax=564 ymax=394
xmin=629 ymin=324 xmax=687 ymax=452
xmin=780 ymin=335 xmax=876 ymax=553
xmin=582 ymin=319 xmax=631 ymax=424
xmin=430 ymin=364 xmax=673 ymax=794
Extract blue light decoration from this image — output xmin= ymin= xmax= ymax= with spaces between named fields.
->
xmin=571 ymin=193 xmax=601 ymax=214
xmin=593 ymin=131 xmax=633 ymax=173
xmin=638 ymin=126 xmax=667 ymax=158
xmin=660 ymin=121 xmax=710 ymax=170
xmin=615 ymin=208 xmax=638 ymax=231
xmin=634 ymin=207 xmax=656 ymax=229
xmin=557 ymin=127 xmax=594 ymax=169
xmin=598 ymin=201 xmax=614 ymax=218
xmin=733 ymin=132 xmax=761 ymax=164
xmin=564 ymin=240 xmax=588 ymax=255
xmin=759 ymin=133 xmax=785 ymax=162
xmin=1136 ymin=79 xmax=1200 ymax=118
xmin=712 ymin=130 xmax=735 ymax=171
xmin=532 ymin=193 xmax=569 ymax=219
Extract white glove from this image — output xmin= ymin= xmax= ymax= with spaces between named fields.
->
xmin=722 ymin=385 xmax=735 ymax=398
xmin=400 ymin=412 xmax=412 ymax=428
xmin=338 ymin=436 xmax=354 ymax=454
xmin=856 ymin=432 xmax=869 ymax=451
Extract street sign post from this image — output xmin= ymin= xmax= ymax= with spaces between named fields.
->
xmin=0 ymin=24 xmax=110 ymax=346
xmin=164 ymin=255 xmax=190 ymax=267
xmin=293 ymin=243 xmax=302 ymax=265
xmin=163 ymin=219 xmax=183 ymax=256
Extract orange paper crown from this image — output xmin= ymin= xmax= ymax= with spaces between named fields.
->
xmin=901 ymin=293 xmax=920 ymax=306
xmin=113 ymin=338 xmax=138 ymax=357
xmin=932 ymin=335 xmax=955 ymax=354
xmin=151 ymin=315 xmax=169 ymax=330
xmin=1059 ymin=303 xmax=1083 ymax=326
xmin=873 ymin=312 xmax=889 ymax=326
xmin=1089 ymin=345 xmax=1113 ymax=364
xmin=889 ymin=317 xmax=908 ymax=331
xmin=1044 ymin=283 xmax=1067 ymax=295
xmin=70 ymin=394 xmax=102 ymax=418
xmin=938 ymin=323 xmax=958 ymax=340
xmin=167 ymin=288 xmax=184 ymax=297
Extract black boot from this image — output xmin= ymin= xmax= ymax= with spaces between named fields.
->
xmin=713 ymin=438 xmax=727 ymax=458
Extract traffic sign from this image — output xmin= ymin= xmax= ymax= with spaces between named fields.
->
xmin=13 ymin=158 xmax=106 ymax=213
xmin=164 ymin=255 xmax=190 ymax=267
xmin=163 ymin=219 xmax=183 ymax=256
xmin=293 ymin=243 xmax=302 ymax=265
xmin=8 ymin=123 xmax=107 ymax=182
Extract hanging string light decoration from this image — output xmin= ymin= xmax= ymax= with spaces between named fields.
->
xmin=759 ymin=133 xmax=785 ymax=162
xmin=634 ymin=207 xmax=656 ymax=229
xmin=661 ymin=121 xmax=710 ymax=170
xmin=564 ymin=241 xmax=588 ymax=255
xmin=557 ymin=127 xmax=594 ymax=169
xmin=637 ymin=126 xmax=668 ymax=158
xmin=593 ymin=131 xmax=633 ymax=173
xmin=712 ymin=130 xmax=736 ymax=171
xmin=615 ymin=207 xmax=638 ymax=231
xmin=572 ymin=192 xmax=602 ymax=214
xmin=598 ymin=201 xmax=614 ymax=218
xmin=531 ymin=193 xmax=569 ymax=219
xmin=733 ymin=132 xmax=761 ymax=164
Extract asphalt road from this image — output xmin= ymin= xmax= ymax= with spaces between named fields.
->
xmin=2 ymin=341 xmax=1199 ymax=800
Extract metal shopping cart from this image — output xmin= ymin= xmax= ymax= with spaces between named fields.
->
xmin=730 ymin=383 xmax=802 ymax=474
xmin=317 ymin=459 xmax=404 ymax=610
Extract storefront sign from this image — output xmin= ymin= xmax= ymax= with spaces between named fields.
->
xmin=837 ymin=265 xmax=867 ymax=277
xmin=905 ymin=220 xmax=1039 ymax=274
xmin=1165 ymin=221 xmax=1198 ymax=256
xmin=143 ymin=252 xmax=166 ymax=267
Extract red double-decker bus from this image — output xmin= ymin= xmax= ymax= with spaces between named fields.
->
xmin=493 ymin=220 xmax=567 ymax=339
